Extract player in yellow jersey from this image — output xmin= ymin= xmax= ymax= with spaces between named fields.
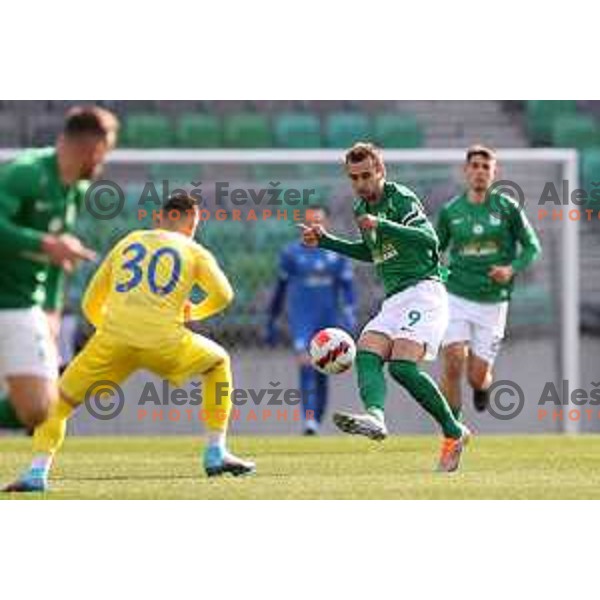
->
xmin=3 ymin=192 xmax=255 ymax=492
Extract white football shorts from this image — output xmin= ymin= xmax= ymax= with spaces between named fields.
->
xmin=362 ymin=279 xmax=449 ymax=361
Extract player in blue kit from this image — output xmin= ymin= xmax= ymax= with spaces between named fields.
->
xmin=266 ymin=207 xmax=356 ymax=435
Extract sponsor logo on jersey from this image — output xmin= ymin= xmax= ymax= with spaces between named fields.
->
xmin=34 ymin=200 xmax=50 ymax=212
xmin=48 ymin=217 xmax=64 ymax=233
xmin=372 ymin=242 xmax=399 ymax=264
xmin=460 ymin=241 xmax=499 ymax=257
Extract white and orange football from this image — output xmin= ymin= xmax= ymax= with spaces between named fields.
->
xmin=309 ymin=328 xmax=356 ymax=375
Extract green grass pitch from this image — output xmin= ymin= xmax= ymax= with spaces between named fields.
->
xmin=3 ymin=435 xmax=600 ymax=499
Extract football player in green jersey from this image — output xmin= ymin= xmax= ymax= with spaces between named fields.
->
xmin=300 ymin=143 xmax=470 ymax=472
xmin=0 ymin=106 xmax=119 ymax=431
xmin=436 ymin=145 xmax=541 ymax=416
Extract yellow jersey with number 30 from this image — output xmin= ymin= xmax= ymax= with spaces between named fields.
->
xmin=81 ymin=229 xmax=234 ymax=348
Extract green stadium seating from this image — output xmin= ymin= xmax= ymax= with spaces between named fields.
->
xmin=374 ymin=114 xmax=423 ymax=148
xmin=224 ymin=114 xmax=272 ymax=148
xmin=325 ymin=112 xmax=371 ymax=148
xmin=175 ymin=114 xmax=222 ymax=147
xmin=552 ymin=114 xmax=600 ymax=149
xmin=274 ymin=113 xmax=321 ymax=147
xmin=526 ymin=101 xmax=577 ymax=146
xmin=123 ymin=114 xmax=173 ymax=147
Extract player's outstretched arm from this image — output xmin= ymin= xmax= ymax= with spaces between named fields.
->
xmin=189 ymin=250 xmax=235 ymax=322
xmin=510 ymin=208 xmax=542 ymax=273
xmin=374 ymin=217 xmax=439 ymax=249
xmin=298 ymin=223 xmax=372 ymax=262
xmin=319 ymin=233 xmax=373 ymax=262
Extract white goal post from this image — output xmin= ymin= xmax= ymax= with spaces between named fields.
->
xmin=0 ymin=148 xmax=581 ymax=434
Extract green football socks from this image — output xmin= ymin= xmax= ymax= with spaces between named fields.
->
xmin=388 ymin=360 xmax=462 ymax=439
xmin=355 ymin=350 xmax=387 ymax=414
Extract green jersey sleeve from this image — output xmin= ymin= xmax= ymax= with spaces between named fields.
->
xmin=318 ymin=233 xmax=373 ymax=262
xmin=435 ymin=205 xmax=451 ymax=253
xmin=376 ymin=191 xmax=438 ymax=250
xmin=376 ymin=218 xmax=438 ymax=249
xmin=509 ymin=203 xmax=542 ymax=273
xmin=0 ymin=161 xmax=45 ymax=255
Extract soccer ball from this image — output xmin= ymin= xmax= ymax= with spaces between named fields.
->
xmin=309 ymin=328 xmax=356 ymax=375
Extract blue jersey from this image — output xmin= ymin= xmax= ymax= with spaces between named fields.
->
xmin=268 ymin=241 xmax=356 ymax=350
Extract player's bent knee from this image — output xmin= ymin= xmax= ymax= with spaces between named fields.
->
xmin=357 ymin=331 xmax=392 ymax=361
xmin=60 ymin=389 xmax=82 ymax=410
xmin=7 ymin=376 xmax=56 ymax=428
xmin=208 ymin=348 xmax=231 ymax=373
xmin=14 ymin=402 xmax=51 ymax=429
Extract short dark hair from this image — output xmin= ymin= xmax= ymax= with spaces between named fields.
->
xmin=466 ymin=144 xmax=496 ymax=163
xmin=63 ymin=106 xmax=119 ymax=140
xmin=344 ymin=142 xmax=383 ymax=167
xmin=163 ymin=192 xmax=198 ymax=215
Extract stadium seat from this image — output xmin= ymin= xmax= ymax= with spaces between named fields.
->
xmin=551 ymin=115 xmax=600 ymax=149
xmin=374 ymin=114 xmax=423 ymax=148
xmin=223 ymin=114 xmax=272 ymax=148
xmin=274 ymin=113 xmax=322 ymax=148
xmin=325 ymin=112 xmax=371 ymax=148
xmin=123 ymin=115 xmax=172 ymax=147
xmin=176 ymin=114 xmax=222 ymax=147
xmin=526 ymin=101 xmax=577 ymax=146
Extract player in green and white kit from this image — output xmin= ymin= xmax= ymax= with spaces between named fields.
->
xmin=0 ymin=106 xmax=119 ymax=431
xmin=436 ymin=146 xmax=541 ymax=416
xmin=300 ymin=143 xmax=470 ymax=472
